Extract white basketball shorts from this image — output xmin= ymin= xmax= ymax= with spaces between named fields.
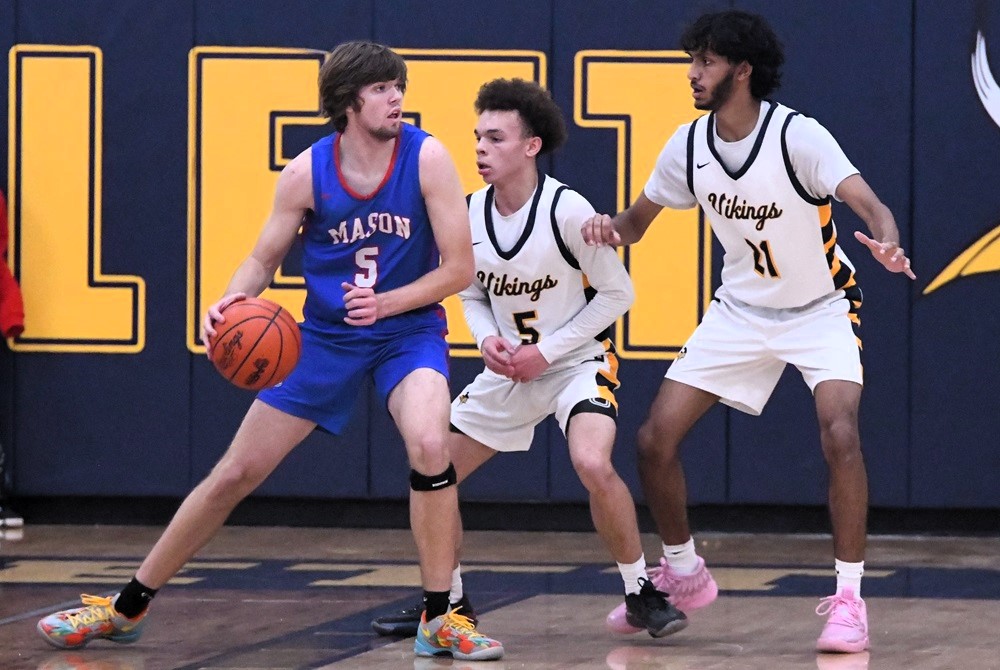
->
xmin=450 ymin=356 xmax=619 ymax=452
xmin=666 ymin=290 xmax=863 ymax=416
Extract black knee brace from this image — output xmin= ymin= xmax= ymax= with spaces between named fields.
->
xmin=410 ymin=463 xmax=457 ymax=491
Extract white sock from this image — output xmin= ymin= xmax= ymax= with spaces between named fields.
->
xmin=449 ymin=565 xmax=464 ymax=603
xmin=663 ymin=538 xmax=699 ymax=575
xmin=618 ymin=554 xmax=648 ymax=595
xmin=835 ymin=559 xmax=864 ymax=597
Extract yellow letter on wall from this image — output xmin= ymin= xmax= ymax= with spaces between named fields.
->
xmin=8 ymin=46 xmax=145 ymax=352
xmin=576 ymin=51 xmax=711 ymax=359
xmin=187 ymin=48 xmax=325 ymax=352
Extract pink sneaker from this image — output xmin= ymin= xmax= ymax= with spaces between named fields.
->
xmin=606 ymin=556 xmax=718 ymax=634
xmin=815 ymin=589 xmax=869 ymax=653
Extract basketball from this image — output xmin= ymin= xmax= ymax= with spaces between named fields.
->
xmin=208 ymin=297 xmax=301 ymax=391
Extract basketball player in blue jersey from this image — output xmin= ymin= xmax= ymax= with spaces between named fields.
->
xmin=37 ymin=41 xmax=503 ymax=662
xmin=372 ymin=78 xmax=688 ymax=641
xmin=584 ymin=11 xmax=915 ymax=655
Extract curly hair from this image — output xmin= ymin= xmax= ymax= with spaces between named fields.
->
xmin=680 ymin=10 xmax=785 ymax=99
xmin=319 ymin=41 xmax=407 ymax=132
xmin=474 ymin=78 xmax=567 ymax=155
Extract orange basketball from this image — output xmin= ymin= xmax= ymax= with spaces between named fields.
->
xmin=208 ymin=297 xmax=301 ymax=391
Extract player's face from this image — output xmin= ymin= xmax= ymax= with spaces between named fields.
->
xmin=687 ymin=50 xmax=739 ymax=111
xmin=474 ymin=110 xmax=538 ymax=185
xmin=353 ymin=79 xmax=405 ymax=140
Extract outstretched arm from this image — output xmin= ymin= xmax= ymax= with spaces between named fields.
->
xmin=836 ymin=174 xmax=916 ymax=280
xmin=580 ymin=192 xmax=665 ymax=247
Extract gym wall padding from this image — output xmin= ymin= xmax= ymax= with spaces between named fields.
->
xmin=2 ymin=0 xmax=998 ymax=508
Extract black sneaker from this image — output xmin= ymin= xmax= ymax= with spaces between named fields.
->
xmin=371 ymin=594 xmax=477 ymax=637
xmin=624 ymin=577 xmax=688 ymax=638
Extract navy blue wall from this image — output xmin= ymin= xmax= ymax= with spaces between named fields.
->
xmin=2 ymin=0 xmax=998 ymax=509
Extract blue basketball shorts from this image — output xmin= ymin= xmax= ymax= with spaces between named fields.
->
xmin=257 ymin=315 xmax=450 ymax=434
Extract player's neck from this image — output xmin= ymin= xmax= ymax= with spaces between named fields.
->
xmin=338 ymin=125 xmax=398 ymax=177
xmin=714 ymin=95 xmax=762 ymax=142
xmin=492 ymin=167 xmax=538 ymax=216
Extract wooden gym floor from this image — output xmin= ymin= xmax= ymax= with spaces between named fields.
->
xmin=1 ymin=525 xmax=997 ymax=669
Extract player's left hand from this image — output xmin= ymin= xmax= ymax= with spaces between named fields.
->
xmin=509 ymin=344 xmax=550 ymax=383
xmin=854 ymin=231 xmax=916 ymax=279
xmin=342 ymin=282 xmax=379 ymax=326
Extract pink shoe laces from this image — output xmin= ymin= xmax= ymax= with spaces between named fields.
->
xmin=815 ymin=592 xmax=866 ymax=634
xmin=650 ymin=557 xmax=708 ymax=597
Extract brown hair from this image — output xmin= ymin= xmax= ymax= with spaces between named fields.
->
xmin=319 ymin=41 xmax=407 ymax=132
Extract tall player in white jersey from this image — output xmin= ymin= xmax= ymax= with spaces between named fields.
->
xmin=584 ymin=11 xmax=915 ymax=655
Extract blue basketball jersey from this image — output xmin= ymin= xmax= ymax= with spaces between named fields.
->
xmin=301 ymin=123 xmax=443 ymax=332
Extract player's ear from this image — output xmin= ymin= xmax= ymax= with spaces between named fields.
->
xmin=737 ymin=61 xmax=752 ymax=82
xmin=526 ymin=136 xmax=542 ymax=158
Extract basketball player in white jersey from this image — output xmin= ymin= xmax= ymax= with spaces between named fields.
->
xmin=583 ymin=11 xmax=915 ymax=655
xmin=374 ymin=77 xmax=687 ymax=640
xmin=464 ymin=76 xmax=696 ymax=637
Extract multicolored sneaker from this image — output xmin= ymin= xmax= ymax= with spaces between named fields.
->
xmin=624 ymin=577 xmax=688 ymax=638
xmin=36 ymin=594 xmax=146 ymax=649
xmin=815 ymin=589 xmax=869 ymax=653
xmin=372 ymin=594 xmax=477 ymax=637
xmin=414 ymin=608 xmax=503 ymax=660
xmin=606 ymin=556 xmax=718 ymax=634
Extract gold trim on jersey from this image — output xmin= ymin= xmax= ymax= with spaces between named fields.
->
xmin=595 ymin=339 xmax=621 ymax=409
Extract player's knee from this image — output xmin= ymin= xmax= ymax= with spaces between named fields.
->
xmin=571 ymin=451 xmax=615 ymax=491
xmin=819 ymin=416 xmax=862 ymax=466
xmin=637 ymin=420 xmax=678 ymax=464
xmin=206 ymin=460 xmax=262 ymax=503
xmin=405 ymin=434 xmax=449 ymax=472
xmin=636 ymin=423 xmax=656 ymax=457
xmin=819 ymin=413 xmax=860 ymax=451
xmin=410 ymin=463 xmax=457 ymax=492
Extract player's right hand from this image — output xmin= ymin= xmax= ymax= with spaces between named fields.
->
xmin=581 ymin=213 xmax=621 ymax=247
xmin=853 ymin=231 xmax=916 ymax=280
xmin=481 ymin=335 xmax=516 ymax=378
xmin=202 ymin=292 xmax=247 ymax=356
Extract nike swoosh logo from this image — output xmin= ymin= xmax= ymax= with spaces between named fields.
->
xmin=696 ymin=162 xmax=711 ymax=169
xmin=472 ymin=241 xmax=484 ymax=246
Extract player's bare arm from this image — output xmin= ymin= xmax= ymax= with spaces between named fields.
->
xmin=836 ymin=174 xmax=916 ymax=280
xmin=580 ymin=192 xmax=664 ymax=247
xmin=347 ymin=137 xmax=473 ymax=325
xmin=203 ymin=149 xmax=313 ymax=346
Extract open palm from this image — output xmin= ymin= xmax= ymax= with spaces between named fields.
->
xmin=854 ymin=231 xmax=916 ymax=279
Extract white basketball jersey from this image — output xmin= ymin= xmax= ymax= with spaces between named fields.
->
xmin=466 ymin=173 xmax=608 ymax=369
xmin=688 ymin=101 xmax=860 ymax=309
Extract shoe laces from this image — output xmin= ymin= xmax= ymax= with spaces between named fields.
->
xmin=636 ymin=577 xmax=671 ymax=609
xmin=64 ymin=595 xmax=114 ymax=627
xmin=650 ymin=557 xmax=705 ymax=595
xmin=441 ymin=608 xmax=486 ymax=639
xmin=816 ymin=593 xmax=864 ymax=628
